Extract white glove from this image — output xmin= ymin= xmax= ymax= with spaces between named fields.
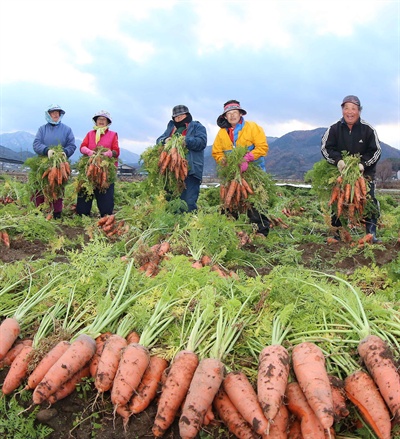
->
xmin=337 ymin=160 xmax=345 ymax=173
xmin=358 ymin=163 xmax=364 ymax=172
xmin=47 ymin=150 xmax=55 ymax=159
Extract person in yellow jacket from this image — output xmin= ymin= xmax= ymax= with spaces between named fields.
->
xmin=212 ymin=100 xmax=270 ymax=237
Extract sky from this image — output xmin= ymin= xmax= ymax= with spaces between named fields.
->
xmin=1 ymin=0 xmax=399 ymax=155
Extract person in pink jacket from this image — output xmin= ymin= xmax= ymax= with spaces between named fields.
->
xmin=76 ymin=111 xmax=120 ymax=217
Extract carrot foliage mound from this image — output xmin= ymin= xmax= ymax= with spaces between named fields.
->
xmin=216 ymin=146 xmax=277 ymax=215
xmin=140 ymin=134 xmax=189 ymax=199
xmin=25 ymin=145 xmax=72 ymax=204
xmin=74 ymin=148 xmax=117 ymax=199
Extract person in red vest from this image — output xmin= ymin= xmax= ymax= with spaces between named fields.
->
xmin=76 ymin=111 xmax=120 ymax=217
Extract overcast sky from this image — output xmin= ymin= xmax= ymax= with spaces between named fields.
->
xmin=1 ymin=0 xmax=399 ymax=154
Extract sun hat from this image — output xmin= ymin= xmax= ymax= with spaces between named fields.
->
xmin=93 ymin=110 xmax=112 ymax=125
xmin=172 ymin=105 xmax=189 ymax=118
xmin=47 ymin=104 xmax=65 ymax=116
xmin=341 ymin=95 xmax=361 ymax=107
xmin=220 ymin=100 xmax=247 ymax=116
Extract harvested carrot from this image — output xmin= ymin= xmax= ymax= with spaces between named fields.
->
xmin=129 ymin=355 xmax=168 ymax=414
xmin=344 ymin=370 xmax=391 ymax=439
xmin=223 ymin=370 xmax=270 ymax=437
xmin=111 ymin=342 xmax=150 ymax=408
xmin=0 ymin=317 xmax=21 ymax=360
xmin=224 ymin=179 xmax=238 ymax=208
xmin=152 ymin=350 xmax=199 ymax=437
xmin=32 ymin=334 xmax=96 ymax=404
xmin=291 ymin=342 xmax=334 ymax=431
xmin=203 ymin=404 xmax=215 ymax=426
xmin=344 ymin=183 xmax=351 ymax=203
xmin=1 ymin=231 xmax=10 ymax=248
xmin=329 ymin=375 xmax=349 ymax=421
xmin=179 ymin=357 xmax=225 ymax=439
xmin=0 ymin=339 xmax=32 ymax=368
xmin=357 ymin=334 xmax=400 ymax=423
xmin=2 ymin=344 xmax=33 ymax=395
xmin=26 ymin=340 xmax=71 ymax=390
xmin=48 ymin=364 xmax=90 ymax=404
xmin=89 ymin=332 xmax=112 ymax=378
xmin=95 ymin=334 xmax=127 ymax=393
xmin=116 ymin=403 xmax=132 ymax=431
xmin=287 ymin=416 xmax=302 ymax=439
xmin=241 ymin=178 xmax=253 ymax=195
xmin=213 ymin=387 xmax=258 ymax=439
xmin=257 ymin=344 xmax=290 ymax=424
xmin=126 ymin=331 xmax=140 ymax=344
xmin=286 ymin=381 xmax=326 ymax=439
xmin=267 ymin=403 xmax=289 ymax=439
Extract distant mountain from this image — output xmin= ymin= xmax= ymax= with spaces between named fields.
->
xmin=1 ymin=130 xmax=399 ymax=178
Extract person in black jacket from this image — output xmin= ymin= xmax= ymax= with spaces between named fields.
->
xmin=321 ymin=95 xmax=382 ymax=243
xmin=157 ymin=105 xmax=207 ymax=212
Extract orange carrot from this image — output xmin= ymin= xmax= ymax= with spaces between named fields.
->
xmin=158 ymin=150 xmax=168 ymax=168
xmin=152 ymin=350 xmax=199 ymax=437
xmin=358 ymin=176 xmax=367 ymax=198
xmin=336 ymin=189 xmax=345 ymax=217
xmin=286 ymin=381 xmax=326 ymax=439
xmin=179 ymin=357 xmax=225 ymax=439
xmin=287 ymin=416 xmax=302 ymax=439
xmin=94 ymin=334 xmax=127 ymax=393
xmin=329 ymin=375 xmax=349 ymax=422
xmin=0 ymin=317 xmax=21 ymax=360
xmin=201 ymin=255 xmax=212 ymax=266
xmin=126 ymin=331 xmax=140 ymax=344
xmin=32 ymin=334 xmax=96 ymax=404
xmin=267 ymin=403 xmax=289 ymax=439
xmin=220 ymin=184 xmax=226 ymax=201
xmin=223 ymin=370 xmax=270 ymax=437
xmin=291 ymin=342 xmax=334 ymax=431
xmin=344 ymin=183 xmax=351 ymax=203
xmin=1 ymin=231 xmax=10 ymax=248
xmin=257 ymin=344 xmax=290 ymax=424
xmin=213 ymin=387 xmax=258 ymax=439
xmin=0 ymin=339 xmax=32 ymax=369
xmin=111 ymin=342 xmax=150 ymax=408
xmin=160 ymin=153 xmax=171 ymax=174
xmin=47 ymin=364 xmax=91 ymax=404
xmin=89 ymin=332 xmax=112 ymax=378
xmin=241 ymin=178 xmax=253 ymax=195
xmin=2 ymin=344 xmax=33 ymax=395
xmin=327 ymin=237 xmax=339 ymax=245
xmin=26 ymin=340 xmax=71 ymax=390
xmin=357 ymin=334 xmax=400 ymax=423
xmin=344 ymin=370 xmax=391 ymax=439
xmin=129 ymin=355 xmax=168 ymax=414
xmin=224 ymin=180 xmax=238 ymax=208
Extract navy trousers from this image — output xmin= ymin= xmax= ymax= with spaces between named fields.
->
xmin=76 ymin=183 xmax=115 ymax=217
xmin=180 ymin=175 xmax=201 ymax=212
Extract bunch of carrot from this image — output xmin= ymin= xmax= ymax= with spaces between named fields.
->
xmin=97 ymin=214 xmax=129 ymax=238
xmin=0 ymin=230 xmax=10 ymax=248
xmin=328 ymin=157 xmax=368 ymax=225
xmin=85 ymin=150 xmax=114 ymax=192
xmin=219 ymin=177 xmax=254 ymax=212
xmin=138 ymin=241 xmax=170 ymax=277
xmin=158 ymin=135 xmax=188 ymax=184
xmin=41 ymin=149 xmax=71 ymax=201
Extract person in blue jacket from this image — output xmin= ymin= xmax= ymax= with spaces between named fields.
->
xmin=33 ymin=104 xmax=76 ymax=219
xmin=156 ymin=105 xmax=207 ymax=212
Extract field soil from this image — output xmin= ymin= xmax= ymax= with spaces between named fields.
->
xmin=1 ymin=223 xmax=400 ymax=439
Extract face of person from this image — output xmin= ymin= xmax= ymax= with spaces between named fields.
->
xmin=96 ymin=116 xmax=109 ymax=127
xmin=224 ymin=109 xmax=242 ymax=127
xmin=49 ymin=110 xmax=60 ymax=122
xmin=342 ymin=103 xmax=360 ymax=128
xmin=174 ymin=114 xmax=187 ymax=122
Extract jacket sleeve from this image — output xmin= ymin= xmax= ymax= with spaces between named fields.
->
xmin=321 ymin=124 xmax=342 ymax=165
xmin=63 ymin=127 xmax=77 ymax=158
xmin=32 ymin=126 xmax=48 ymax=156
xmin=185 ymin=122 xmax=207 ymax=152
xmin=111 ymin=133 xmax=120 ymax=158
xmin=156 ymin=123 xmax=173 ymax=145
xmin=79 ymin=133 xmax=91 ymax=153
xmin=212 ymin=129 xmax=230 ymax=163
xmin=361 ymin=126 xmax=381 ymax=168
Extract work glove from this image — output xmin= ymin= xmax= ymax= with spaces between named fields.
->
xmin=61 ymin=152 xmax=67 ymax=160
xmin=81 ymin=146 xmax=94 ymax=156
xmin=337 ymin=160 xmax=346 ymax=173
xmin=102 ymin=149 xmax=113 ymax=158
xmin=358 ymin=163 xmax=364 ymax=173
xmin=240 ymin=152 xmax=255 ymax=173
xmin=47 ymin=150 xmax=55 ymax=159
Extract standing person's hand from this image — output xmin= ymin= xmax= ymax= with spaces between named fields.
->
xmin=61 ymin=152 xmax=67 ymax=160
xmin=81 ymin=147 xmax=94 ymax=156
xmin=102 ymin=150 xmax=113 ymax=158
xmin=47 ymin=150 xmax=55 ymax=159
xmin=337 ymin=160 xmax=345 ymax=173
xmin=240 ymin=152 xmax=255 ymax=172
xmin=358 ymin=163 xmax=364 ymax=172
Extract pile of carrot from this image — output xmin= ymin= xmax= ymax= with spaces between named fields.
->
xmin=41 ymin=150 xmax=71 ymax=201
xmin=97 ymin=214 xmax=129 ymax=238
xmin=158 ymin=135 xmax=188 ymax=183
xmin=138 ymin=241 xmax=170 ymax=277
xmin=219 ymin=177 xmax=253 ymax=212
xmin=0 ymin=230 xmax=10 ymax=248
